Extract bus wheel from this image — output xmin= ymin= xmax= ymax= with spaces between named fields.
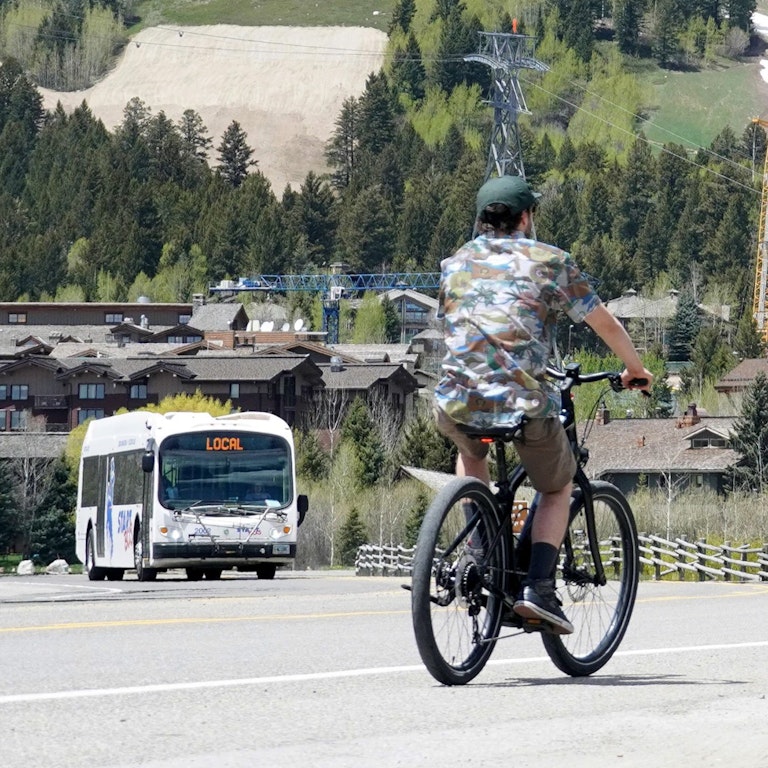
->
xmin=186 ymin=567 xmax=204 ymax=581
xmin=133 ymin=524 xmax=157 ymax=582
xmin=106 ymin=569 xmax=125 ymax=581
xmin=256 ymin=563 xmax=277 ymax=580
xmin=86 ymin=528 xmax=107 ymax=581
xmin=204 ymin=569 xmax=222 ymax=580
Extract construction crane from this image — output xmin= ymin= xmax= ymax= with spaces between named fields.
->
xmin=209 ymin=270 xmax=440 ymax=344
xmin=752 ymin=117 xmax=768 ymax=341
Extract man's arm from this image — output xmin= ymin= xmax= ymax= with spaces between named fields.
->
xmin=583 ymin=304 xmax=654 ymax=392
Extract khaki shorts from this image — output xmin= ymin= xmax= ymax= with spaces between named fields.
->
xmin=434 ymin=407 xmax=575 ymax=493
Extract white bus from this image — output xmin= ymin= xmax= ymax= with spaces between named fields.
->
xmin=75 ymin=410 xmax=308 ymax=581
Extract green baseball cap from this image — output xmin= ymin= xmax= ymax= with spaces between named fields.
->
xmin=476 ymin=175 xmax=541 ymax=216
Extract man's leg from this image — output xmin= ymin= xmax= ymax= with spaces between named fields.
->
xmin=456 ymin=451 xmax=490 ymax=485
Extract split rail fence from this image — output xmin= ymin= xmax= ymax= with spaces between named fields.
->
xmin=355 ymin=536 xmax=768 ymax=582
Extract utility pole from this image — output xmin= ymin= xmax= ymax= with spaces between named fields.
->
xmin=465 ymin=30 xmax=548 ymax=181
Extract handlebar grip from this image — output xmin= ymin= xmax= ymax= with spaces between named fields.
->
xmin=628 ymin=377 xmax=651 ymax=397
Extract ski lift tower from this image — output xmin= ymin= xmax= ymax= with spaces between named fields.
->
xmin=465 ymin=31 xmax=549 ymax=181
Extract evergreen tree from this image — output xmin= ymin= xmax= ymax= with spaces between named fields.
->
xmin=357 ymin=72 xmax=396 ymax=156
xmin=403 ymin=487 xmax=430 ymax=547
xmin=336 ymin=184 xmax=394 ymax=272
xmin=381 ymin=296 xmax=401 ymax=343
xmin=0 ymin=460 xmax=18 ymax=554
xmin=342 ymin=397 xmax=385 ymax=487
xmin=216 ymin=120 xmax=256 ymax=188
xmin=397 ymin=413 xmax=456 ymax=473
xmin=726 ymin=371 xmax=768 ymax=492
xmin=390 ymin=32 xmax=427 ymax=101
xmin=667 ymin=291 xmax=701 ymax=361
xmin=295 ymin=429 xmax=329 ymax=481
xmin=388 ymin=0 xmax=417 ymax=33
xmin=325 ymin=97 xmax=358 ymax=190
xmin=297 ymin=171 xmax=337 ymax=265
xmin=614 ymin=0 xmax=643 ymax=54
xmin=178 ymin=108 xmax=213 ymax=162
xmin=338 ymin=507 xmax=368 ymax=566
xmin=30 ymin=458 xmax=76 ymax=564
xmin=733 ymin=311 xmax=765 ymax=360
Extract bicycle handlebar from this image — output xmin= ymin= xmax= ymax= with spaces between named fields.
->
xmin=546 ymin=364 xmax=650 ymax=396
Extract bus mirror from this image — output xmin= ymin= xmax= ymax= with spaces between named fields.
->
xmin=141 ymin=451 xmax=154 ymax=473
xmin=297 ymin=494 xmax=308 ymax=526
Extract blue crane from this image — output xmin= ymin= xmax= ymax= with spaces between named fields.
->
xmin=209 ymin=271 xmax=441 ymax=344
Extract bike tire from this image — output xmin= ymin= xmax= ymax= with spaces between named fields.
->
xmin=411 ymin=477 xmax=508 ymax=686
xmin=542 ymin=480 xmax=639 ymax=676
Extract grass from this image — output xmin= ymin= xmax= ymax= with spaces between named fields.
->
xmin=635 ymin=56 xmax=768 ymax=149
xmin=129 ymin=0 xmax=396 ymax=33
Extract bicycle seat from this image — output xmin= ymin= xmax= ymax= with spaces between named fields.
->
xmin=455 ymin=420 xmax=526 ymax=442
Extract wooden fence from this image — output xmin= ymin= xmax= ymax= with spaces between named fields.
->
xmin=356 ymin=536 xmax=768 ymax=582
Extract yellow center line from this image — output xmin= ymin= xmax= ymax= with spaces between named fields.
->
xmin=0 ymin=609 xmax=410 ymax=633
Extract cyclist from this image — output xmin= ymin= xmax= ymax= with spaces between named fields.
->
xmin=434 ymin=174 xmax=653 ymax=634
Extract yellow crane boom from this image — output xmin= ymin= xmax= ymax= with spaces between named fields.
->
xmin=752 ymin=117 xmax=768 ymax=340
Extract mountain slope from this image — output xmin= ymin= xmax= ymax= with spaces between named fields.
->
xmin=38 ymin=25 xmax=387 ymax=193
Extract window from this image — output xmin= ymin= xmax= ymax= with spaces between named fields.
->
xmin=130 ymin=384 xmax=147 ymax=399
xmin=0 ymin=385 xmax=6 ymax=400
xmin=282 ymin=376 xmax=296 ymax=407
xmin=105 ymin=313 xmax=123 ymax=324
xmin=11 ymin=385 xmax=28 ymax=401
xmin=178 ymin=314 xmax=191 ymax=325
xmin=78 ymin=408 xmax=104 ymax=424
xmin=79 ymin=383 xmax=105 ymax=400
xmin=10 ymin=411 xmax=26 ymax=430
xmin=230 ymin=383 xmax=240 ymax=399
xmin=8 ymin=313 xmax=27 ymax=324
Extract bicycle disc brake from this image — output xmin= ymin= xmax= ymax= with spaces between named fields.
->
xmin=454 ymin=554 xmax=484 ymax=614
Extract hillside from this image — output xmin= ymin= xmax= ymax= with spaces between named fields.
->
xmin=38 ymin=25 xmax=387 ymax=193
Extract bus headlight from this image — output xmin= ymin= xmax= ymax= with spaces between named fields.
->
xmin=270 ymin=525 xmax=292 ymax=539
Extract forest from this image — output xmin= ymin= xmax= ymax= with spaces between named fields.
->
xmin=1 ymin=0 xmax=768 ymax=568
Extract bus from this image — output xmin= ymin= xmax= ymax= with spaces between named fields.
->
xmin=75 ymin=410 xmax=308 ymax=581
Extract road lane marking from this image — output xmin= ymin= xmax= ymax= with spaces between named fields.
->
xmin=0 ymin=609 xmax=411 ymax=633
xmin=1 ymin=639 xmax=767 ymax=705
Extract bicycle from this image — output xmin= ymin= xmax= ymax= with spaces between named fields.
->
xmin=411 ymin=362 xmax=646 ymax=685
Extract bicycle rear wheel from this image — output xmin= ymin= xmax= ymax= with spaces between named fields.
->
xmin=411 ymin=477 xmax=508 ymax=686
xmin=542 ymin=480 xmax=638 ymax=676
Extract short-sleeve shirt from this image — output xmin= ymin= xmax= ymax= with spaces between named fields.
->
xmin=434 ymin=232 xmax=600 ymax=429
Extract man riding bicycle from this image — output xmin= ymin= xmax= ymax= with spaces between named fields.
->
xmin=434 ymin=175 xmax=653 ymax=634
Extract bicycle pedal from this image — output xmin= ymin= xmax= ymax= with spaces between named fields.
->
xmin=401 ymin=583 xmax=411 ymax=592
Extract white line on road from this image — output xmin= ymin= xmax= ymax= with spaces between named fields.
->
xmin=1 ymin=639 xmax=766 ymax=705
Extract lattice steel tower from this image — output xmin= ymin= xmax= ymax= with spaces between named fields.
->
xmin=465 ymin=32 xmax=548 ymax=181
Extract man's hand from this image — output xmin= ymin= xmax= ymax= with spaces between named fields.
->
xmin=621 ymin=368 xmax=654 ymax=397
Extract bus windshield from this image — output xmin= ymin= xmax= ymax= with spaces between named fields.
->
xmin=158 ymin=431 xmax=292 ymax=510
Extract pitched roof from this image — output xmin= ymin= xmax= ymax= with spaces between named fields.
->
xmin=583 ymin=416 xmax=738 ymax=477
xmin=190 ymin=303 xmax=248 ymax=331
xmin=318 ymin=362 xmax=418 ymax=392
xmin=715 ymin=358 xmax=768 ymax=391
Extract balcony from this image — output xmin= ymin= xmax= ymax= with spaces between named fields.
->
xmin=34 ymin=394 xmax=68 ymax=409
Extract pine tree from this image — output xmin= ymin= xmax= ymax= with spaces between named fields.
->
xmin=325 ymin=97 xmax=358 ymax=190
xmin=295 ymin=429 xmax=329 ymax=481
xmin=397 ymin=413 xmax=456 ymax=473
xmin=726 ymin=371 xmax=768 ymax=492
xmin=30 ymin=458 xmax=76 ymax=564
xmin=216 ymin=120 xmax=256 ymax=188
xmin=0 ymin=460 xmax=18 ymax=554
xmin=667 ymin=291 xmax=701 ymax=361
xmin=733 ymin=312 xmax=765 ymax=360
xmin=403 ymin=488 xmax=430 ymax=547
xmin=338 ymin=507 xmax=368 ymax=566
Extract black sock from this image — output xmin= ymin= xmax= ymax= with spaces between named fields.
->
xmin=527 ymin=543 xmax=559 ymax=581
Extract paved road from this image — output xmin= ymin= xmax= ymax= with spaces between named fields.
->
xmin=1 ymin=571 xmax=767 ymax=768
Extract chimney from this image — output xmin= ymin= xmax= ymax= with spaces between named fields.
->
xmin=681 ymin=403 xmax=700 ymax=427
xmin=595 ymin=403 xmax=611 ymax=425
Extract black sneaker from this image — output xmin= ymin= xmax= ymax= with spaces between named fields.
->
xmin=513 ymin=578 xmax=574 ymax=635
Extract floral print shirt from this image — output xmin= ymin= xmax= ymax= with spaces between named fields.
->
xmin=434 ymin=232 xmax=600 ymax=428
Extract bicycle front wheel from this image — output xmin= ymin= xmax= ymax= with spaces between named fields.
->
xmin=411 ymin=477 xmax=508 ymax=686
xmin=542 ymin=480 xmax=639 ymax=676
